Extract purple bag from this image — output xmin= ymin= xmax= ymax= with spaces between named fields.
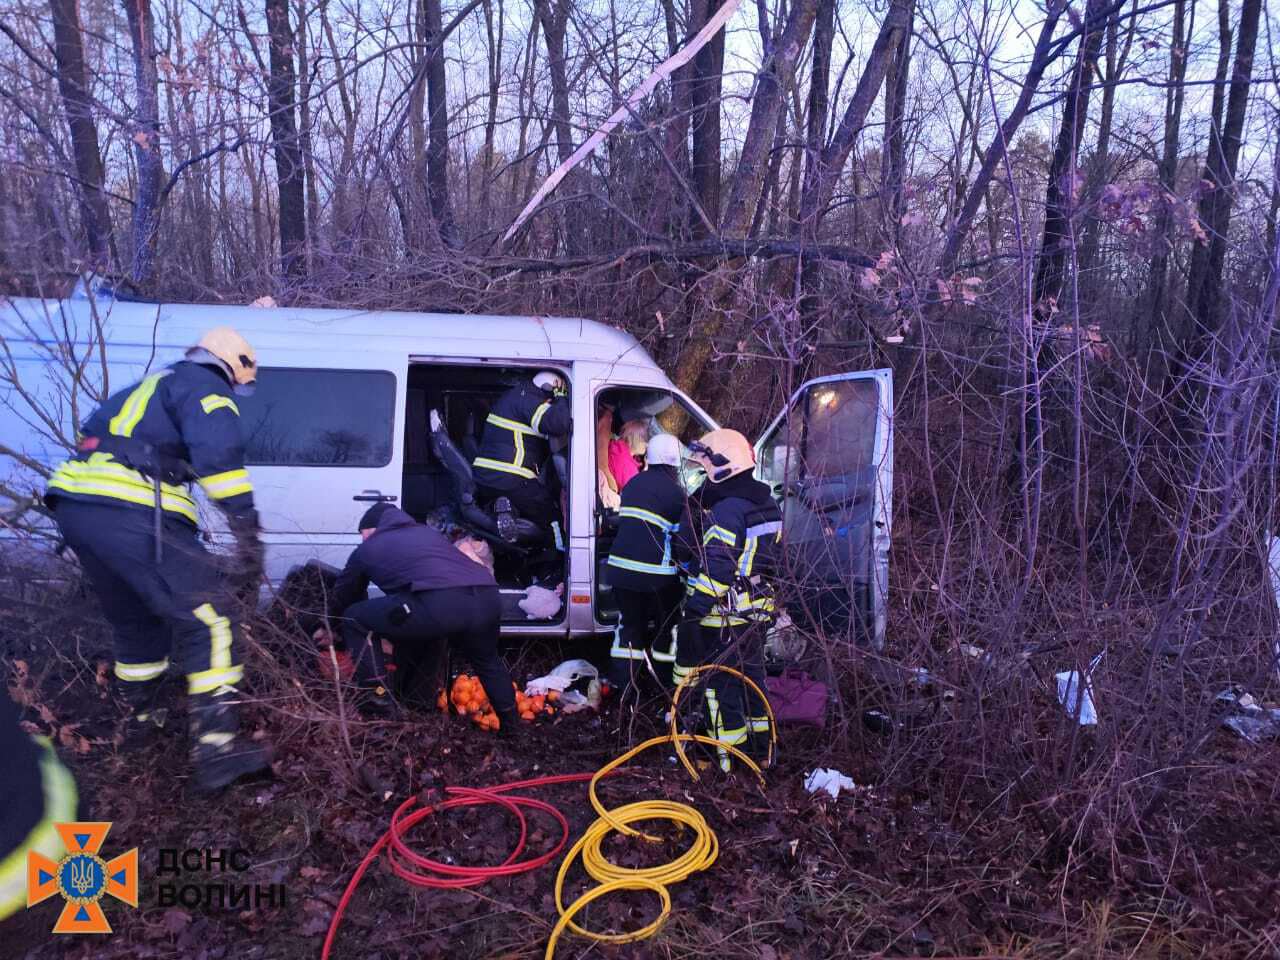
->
xmin=765 ymin=670 xmax=828 ymax=727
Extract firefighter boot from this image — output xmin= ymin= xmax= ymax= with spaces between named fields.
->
xmin=188 ymin=688 xmax=272 ymax=793
xmin=117 ymin=676 xmax=169 ymax=747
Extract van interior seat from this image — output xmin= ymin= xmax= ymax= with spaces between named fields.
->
xmin=461 ymin=410 xmax=481 ymax=461
xmin=427 ymin=409 xmax=545 ymax=551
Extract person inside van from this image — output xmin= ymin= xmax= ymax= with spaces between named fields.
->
xmin=472 ymin=371 xmax=571 ymax=539
xmin=331 ymin=503 xmax=519 ymax=728
xmin=609 ymin=419 xmax=649 ymax=491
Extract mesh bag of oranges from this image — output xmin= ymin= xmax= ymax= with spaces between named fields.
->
xmin=437 ymin=674 xmax=560 ymax=731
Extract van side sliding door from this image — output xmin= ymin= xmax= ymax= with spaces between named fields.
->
xmin=754 ymin=370 xmax=893 ymax=651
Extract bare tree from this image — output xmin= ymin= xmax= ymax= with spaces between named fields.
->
xmin=1186 ymin=0 xmax=1262 ymax=341
xmin=122 ymin=0 xmax=164 ymax=287
xmin=1144 ymin=0 xmax=1194 ymax=344
xmin=423 ymin=0 xmax=456 ymax=247
xmin=48 ymin=0 xmax=113 ymax=270
xmin=265 ymin=0 xmax=308 ymax=278
xmin=1032 ymin=0 xmax=1112 ymax=314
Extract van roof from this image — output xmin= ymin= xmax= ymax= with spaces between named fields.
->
xmin=0 ymin=296 xmax=663 ymax=370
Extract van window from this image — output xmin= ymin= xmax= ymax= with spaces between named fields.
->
xmin=240 ymin=368 xmax=395 ymax=466
xmin=759 ymin=377 xmax=878 ymax=485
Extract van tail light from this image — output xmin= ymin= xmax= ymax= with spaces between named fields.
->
xmin=570 ymin=594 xmax=591 ymax=605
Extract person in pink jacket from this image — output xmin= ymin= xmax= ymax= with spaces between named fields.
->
xmin=609 ymin=420 xmax=648 ymax=490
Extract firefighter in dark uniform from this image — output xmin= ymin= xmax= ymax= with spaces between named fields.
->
xmin=472 ymin=371 xmax=571 ymax=542
xmin=675 ymin=429 xmax=781 ymax=772
xmin=0 ymin=688 xmax=78 ymax=920
xmin=604 ymin=434 xmax=690 ymax=692
xmin=332 ymin=503 xmax=520 ymax=728
xmin=43 ymin=327 xmax=271 ymax=793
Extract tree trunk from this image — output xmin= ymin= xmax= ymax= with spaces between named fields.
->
xmin=1144 ymin=0 xmax=1192 ymax=344
xmin=296 ymin=0 xmax=320 ymax=269
xmin=1031 ymin=0 xmax=1109 ymax=313
xmin=672 ymin=0 xmax=821 ymax=402
xmin=721 ymin=0 xmax=819 ymax=236
xmin=795 ymin=0 xmax=912 ymax=238
xmin=533 ymin=0 xmax=583 ymax=253
xmin=1078 ymin=1 xmax=1134 ymax=278
xmin=937 ymin=4 xmax=1065 ymax=278
xmin=122 ymin=0 xmax=164 ymax=288
xmin=800 ymin=0 xmax=835 ymax=223
xmin=688 ymin=0 xmax=726 ymax=238
xmin=1187 ymin=0 xmax=1261 ymax=340
xmin=265 ymin=0 xmax=307 ymax=277
xmin=424 ymin=0 xmax=457 ymax=247
xmin=881 ymin=0 xmax=912 ymax=244
xmin=480 ymin=0 xmax=503 ymax=228
xmin=49 ymin=0 xmax=114 ymax=270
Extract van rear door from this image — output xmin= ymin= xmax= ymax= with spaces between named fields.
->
xmin=754 ymin=369 xmax=893 ymax=650
xmin=235 ymin=362 xmax=405 ymax=580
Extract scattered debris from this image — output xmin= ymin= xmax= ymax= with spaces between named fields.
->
xmin=1223 ymin=712 xmax=1280 ymax=743
xmin=1055 ymin=653 xmax=1102 ymax=725
xmin=804 ymin=768 xmax=857 ymax=799
xmin=1217 ymin=687 xmax=1280 ymax=742
xmin=524 ymin=659 xmax=600 ymax=712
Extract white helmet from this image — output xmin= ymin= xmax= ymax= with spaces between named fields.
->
xmin=645 ymin=433 xmax=682 ymax=467
xmin=532 ymin=370 xmax=566 ymax=395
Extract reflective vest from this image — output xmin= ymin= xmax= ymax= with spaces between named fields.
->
xmin=681 ymin=475 xmax=782 ymax=629
xmin=45 ymin=362 xmax=255 ymax=525
xmin=472 ymin=383 xmax=570 ymax=483
xmin=604 ymin=465 xmax=688 ymax=591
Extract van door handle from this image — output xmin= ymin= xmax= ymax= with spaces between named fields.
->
xmin=353 ymin=489 xmax=397 ymax=502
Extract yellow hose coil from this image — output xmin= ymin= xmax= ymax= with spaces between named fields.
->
xmin=546 ymin=665 xmax=777 ymax=957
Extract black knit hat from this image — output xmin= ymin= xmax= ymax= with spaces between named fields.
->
xmin=358 ymin=502 xmax=394 ymax=532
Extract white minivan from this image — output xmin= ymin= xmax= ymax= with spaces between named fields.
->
xmin=0 ymin=291 xmax=892 ymax=647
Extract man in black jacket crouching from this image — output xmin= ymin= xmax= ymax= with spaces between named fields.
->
xmin=332 ymin=503 xmax=517 ymax=726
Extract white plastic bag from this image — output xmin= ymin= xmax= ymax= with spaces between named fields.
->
xmin=524 ymin=659 xmax=601 ymax=712
xmin=804 ymin=768 xmax=856 ymax=799
xmin=1054 ymin=652 xmax=1103 ymax=725
xmin=519 ymin=584 xmax=563 ymax=620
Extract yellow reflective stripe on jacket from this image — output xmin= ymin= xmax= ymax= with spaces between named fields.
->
xmin=200 ymin=394 xmax=240 ymax=416
xmin=529 ymin=400 xmax=553 ymax=433
xmin=472 ymin=456 xmax=537 ymax=480
xmin=197 ymin=468 xmax=253 ymax=500
xmin=485 ymin=412 xmax=541 ymax=436
xmin=48 ymin=455 xmax=198 ymax=523
xmin=691 ymin=573 xmax=731 ymax=597
xmin=607 ymin=555 xmax=677 ymax=576
xmin=0 ymin=739 xmax=78 ymax=920
xmin=107 ymin=372 xmax=168 ymax=437
xmin=703 ymin=525 xmax=738 ymax=547
xmin=618 ymin=506 xmax=679 ymax=532
xmin=700 ymin=612 xmax=748 ymax=628
xmin=738 ymin=536 xmax=761 ymax=577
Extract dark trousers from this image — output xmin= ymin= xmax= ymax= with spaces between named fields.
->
xmin=607 ymin=582 xmax=684 ymax=688
xmin=476 ymin=476 xmax=560 ymax=530
xmin=341 ymin=585 xmax=515 ymax=714
xmin=674 ymin=619 xmax=770 ymax=771
xmin=52 ymin=498 xmax=244 ymax=697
